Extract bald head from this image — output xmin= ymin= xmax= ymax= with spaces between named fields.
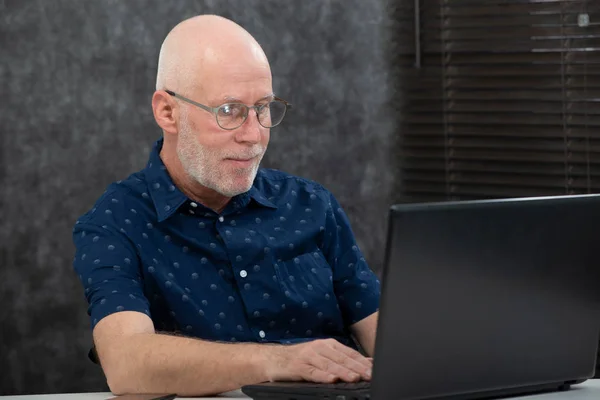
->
xmin=156 ymin=15 xmax=271 ymax=94
xmin=152 ymin=15 xmax=274 ymax=205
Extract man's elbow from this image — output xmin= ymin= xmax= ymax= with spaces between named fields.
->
xmin=106 ymin=376 xmax=128 ymax=396
xmin=104 ymin=362 xmax=142 ymax=395
xmin=100 ymin=346 xmax=142 ymax=395
xmin=102 ymin=361 xmax=128 ymax=394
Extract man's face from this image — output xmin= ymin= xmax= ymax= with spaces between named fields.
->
xmin=175 ymin=58 xmax=272 ymax=198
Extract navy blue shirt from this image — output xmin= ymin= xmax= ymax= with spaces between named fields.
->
xmin=72 ymin=138 xmax=380 ymax=348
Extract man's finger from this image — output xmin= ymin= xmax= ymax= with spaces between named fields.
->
xmin=310 ymin=354 xmax=361 ymax=383
xmin=304 ymin=365 xmax=338 ymax=383
xmin=330 ymin=342 xmax=372 ymax=369
xmin=318 ymin=346 xmax=371 ymax=381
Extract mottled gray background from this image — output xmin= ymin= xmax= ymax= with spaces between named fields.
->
xmin=0 ymin=0 xmax=398 ymax=395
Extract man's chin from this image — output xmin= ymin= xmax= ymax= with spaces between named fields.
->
xmin=212 ymin=175 xmax=255 ymax=198
xmin=203 ymin=163 xmax=259 ymax=197
xmin=215 ymin=185 xmax=252 ymax=198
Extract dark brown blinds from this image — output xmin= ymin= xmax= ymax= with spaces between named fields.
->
xmin=394 ymin=0 xmax=600 ymax=203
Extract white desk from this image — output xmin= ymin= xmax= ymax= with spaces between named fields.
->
xmin=0 ymin=390 xmax=247 ymax=399
xmin=2 ymin=380 xmax=599 ymax=399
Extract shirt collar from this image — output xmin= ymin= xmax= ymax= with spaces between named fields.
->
xmin=247 ymin=183 xmax=278 ymax=209
xmin=144 ymin=138 xmax=189 ymax=222
xmin=144 ymin=138 xmax=277 ymax=222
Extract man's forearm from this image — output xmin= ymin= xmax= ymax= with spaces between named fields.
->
xmin=104 ymin=332 xmax=272 ymax=396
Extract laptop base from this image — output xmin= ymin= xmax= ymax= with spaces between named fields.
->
xmin=241 ymin=379 xmax=585 ymax=400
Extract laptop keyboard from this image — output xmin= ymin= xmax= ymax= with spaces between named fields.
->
xmin=292 ymin=381 xmax=371 ymax=390
xmin=328 ymin=381 xmax=371 ymax=390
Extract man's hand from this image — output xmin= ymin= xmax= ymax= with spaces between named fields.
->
xmin=263 ymin=339 xmax=373 ymax=384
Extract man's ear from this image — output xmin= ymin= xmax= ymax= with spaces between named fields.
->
xmin=152 ymin=90 xmax=178 ymax=135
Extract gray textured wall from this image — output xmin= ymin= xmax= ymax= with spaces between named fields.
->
xmin=0 ymin=0 xmax=396 ymax=395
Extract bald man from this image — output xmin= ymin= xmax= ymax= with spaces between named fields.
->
xmin=72 ymin=15 xmax=380 ymax=396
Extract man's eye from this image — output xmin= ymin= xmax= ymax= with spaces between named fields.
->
xmin=220 ymin=105 xmax=233 ymax=116
xmin=219 ymin=104 xmax=244 ymax=117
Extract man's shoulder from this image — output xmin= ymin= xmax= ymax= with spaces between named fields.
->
xmin=75 ymin=171 xmax=152 ymax=226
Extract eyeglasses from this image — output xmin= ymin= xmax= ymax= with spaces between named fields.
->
xmin=165 ymin=90 xmax=291 ymax=130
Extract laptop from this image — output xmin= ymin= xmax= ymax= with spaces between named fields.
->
xmin=242 ymin=194 xmax=600 ymax=400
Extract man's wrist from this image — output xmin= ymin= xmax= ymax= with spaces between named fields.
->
xmin=251 ymin=342 xmax=285 ymax=383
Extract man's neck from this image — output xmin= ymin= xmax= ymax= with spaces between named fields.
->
xmin=159 ymin=150 xmax=231 ymax=214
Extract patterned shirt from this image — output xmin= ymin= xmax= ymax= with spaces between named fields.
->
xmin=72 ymin=138 xmax=380 ymax=348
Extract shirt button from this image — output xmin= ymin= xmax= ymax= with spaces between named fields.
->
xmin=190 ymin=202 xmax=198 ymax=208
xmin=218 ymin=216 xmax=224 ymax=222
xmin=240 ymin=270 xmax=248 ymax=278
xmin=259 ymin=330 xmax=266 ymax=338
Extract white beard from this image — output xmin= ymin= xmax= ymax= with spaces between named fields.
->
xmin=176 ymin=111 xmax=265 ymax=197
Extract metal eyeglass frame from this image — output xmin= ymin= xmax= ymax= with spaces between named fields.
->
xmin=165 ymin=89 xmax=291 ymax=130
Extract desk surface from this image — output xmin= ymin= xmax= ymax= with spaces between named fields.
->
xmin=2 ymin=380 xmax=599 ymax=399
xmin=0 ymin=390 xmax=247 ymax=399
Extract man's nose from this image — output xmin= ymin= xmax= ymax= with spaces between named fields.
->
xmin=235 ymin=108 xmax=263 ymax=144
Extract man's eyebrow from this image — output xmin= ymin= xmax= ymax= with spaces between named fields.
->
xmin=220 ymin=93 xmax=275 ymax=104
xmin=221 ymin=96 xmax=242 ymax=103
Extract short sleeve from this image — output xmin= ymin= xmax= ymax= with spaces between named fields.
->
xmin=320 ymin=190 xmax=381 ymax=326
xmin=72 ymin=222 xmax=150 ymax=329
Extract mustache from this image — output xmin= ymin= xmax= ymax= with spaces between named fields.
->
xmin=223 ymin=146 xmax=265 ymax=160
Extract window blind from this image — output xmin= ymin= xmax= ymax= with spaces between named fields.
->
xmin=393 ymin=0 xmax=599 ymax=203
